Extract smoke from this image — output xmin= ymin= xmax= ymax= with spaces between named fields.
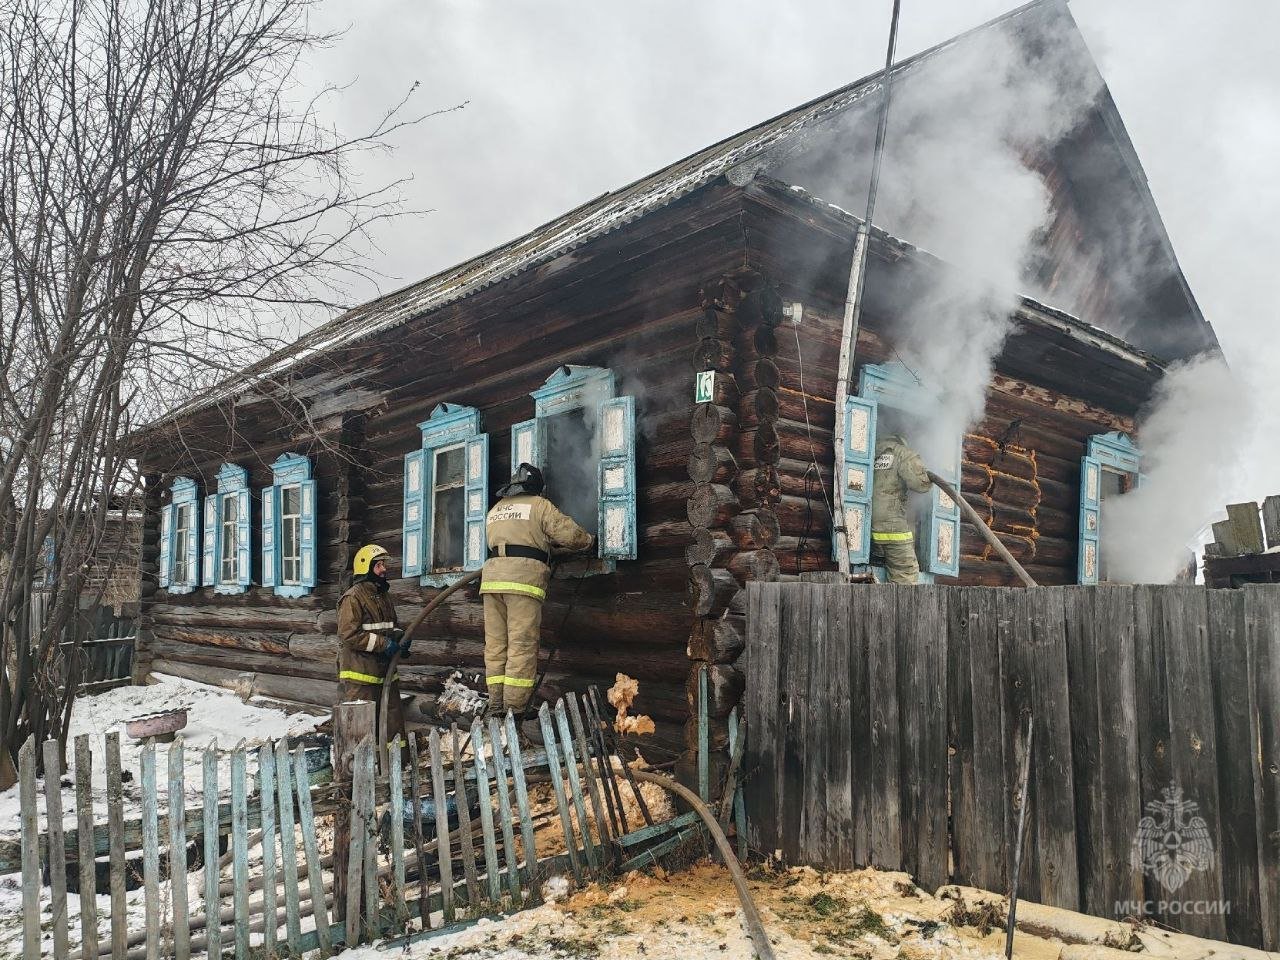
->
xmin=779 ymin=13 xmax=1104 ymax=471
xmin=1102 ymin=355 xmax=1250 ymax=583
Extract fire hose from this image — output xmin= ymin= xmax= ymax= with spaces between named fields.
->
xmin=377 ymin=568 xmax=483 ymax=767
xmin=630 ymin=769 xmax=777 ymax=960
xmin=925 ymin=470 xmax=1038 ymax=588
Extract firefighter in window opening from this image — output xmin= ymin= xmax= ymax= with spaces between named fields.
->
xmin=336 ymin=544 xmax=406 ymax=745
xmin=481 ymin=463 xmax=594 ymax=719
xmin=870 ymin=433 xmax=932 ymax=584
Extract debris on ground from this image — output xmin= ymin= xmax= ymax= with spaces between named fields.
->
xmin=332 ymin=861 xmax=1094 ymax=959
xmin=607 ymin=673 xmax=655 ymax=737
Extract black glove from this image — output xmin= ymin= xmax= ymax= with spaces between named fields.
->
xmin=380 ymin=627 xmax=407 ymax=659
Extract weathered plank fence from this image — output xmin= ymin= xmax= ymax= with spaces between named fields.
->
xmin=744 ymin=582 xmax=1280 ymax=950
xmin=9 ymin=687 xmax=705 ymax=958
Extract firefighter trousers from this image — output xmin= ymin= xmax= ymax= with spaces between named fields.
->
xmin=483 ymin=593 xmax=543 ymax=713
xmin=871 ymin=537 xmax=921 ymax=585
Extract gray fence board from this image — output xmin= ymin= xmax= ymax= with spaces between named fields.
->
xmin=1092 ymin=585 xmax=1143 ymax=916
xmin=1207 ymin=588 xmax=1262 ymax=946
xmin=744 ymin=582 xmax=1280 ymax=951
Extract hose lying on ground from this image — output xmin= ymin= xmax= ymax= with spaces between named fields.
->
xmin=630 ymin=769 xmax=777 ymax=960
xmin=926 ymin=470 xmax=1038 ymax=588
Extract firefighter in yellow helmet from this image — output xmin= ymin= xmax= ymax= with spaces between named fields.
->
xmin=481 ymin=463 xmax=593 ymax=718
xmin=336 ymin=544 xmax=406 ymax=744
xmin=870 ymin=434 xmax=932 ymax=584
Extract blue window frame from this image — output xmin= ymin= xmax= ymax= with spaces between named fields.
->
xmin=204 ymin=464 xmax=251 ymax=594
xmin=404 ymin=403 xmax=490 ymax=586
xmin=843 ymin=362 xmax=962 ymax=580
xmin=262 ymin=453 xmax=316 ymax=597
xmin=509 ymin=365 xmax=638 ymax=567
xmin=159 ymin=476 xmax=200 ymax=593
xmin=1078 ymin=431 xmax=1142 ymax=584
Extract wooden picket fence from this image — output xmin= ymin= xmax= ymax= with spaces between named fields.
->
xmin=9 ymin=688 xmax=713 ymax=959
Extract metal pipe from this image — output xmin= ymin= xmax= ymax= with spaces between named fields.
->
xmin=926 ymin=470 xmax=1038 ymax=588
xmin=832 ymin=0 xmax=904 ymax=575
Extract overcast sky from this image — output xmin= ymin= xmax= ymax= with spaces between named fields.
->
xmin=299 ymin=0 xmax=1279 ymax=503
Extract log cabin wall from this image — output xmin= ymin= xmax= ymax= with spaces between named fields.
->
xmin=133 ymin=184 xmax=758 ymax=758
xmin=739 ymin=179 xmax=1157 ymax=588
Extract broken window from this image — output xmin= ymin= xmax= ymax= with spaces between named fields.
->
xmin=542 ymin=407 xmax=600 ymax=537
xmin=262 ymin=453 xmax=315 ymax=597
xmin=509 ymin=364 xmax=637 ymax=565
xmin=159 ymin=477 xmax=200 ymax=593
xmin=1078 ymin=431 xmax=1142 ymax=584
xmin=204 ymin=463 xmax=250 ymax=594
xmin=404 ymin=403 xmax=489 ymax=585
xmin=838 ymin=361 xmax=962 ymax=579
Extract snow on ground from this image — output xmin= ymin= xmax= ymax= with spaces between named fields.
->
xmin=0 ymin=674 xmax=327 ymax=836
xmin=333 ymin=862 xmax=1054 ymax=960
xmin=0 ymin=676 xmax=327 ymax=959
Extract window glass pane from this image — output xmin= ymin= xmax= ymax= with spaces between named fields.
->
xmin=280 ymin=484 xmax=302 ymax=585
xmin=221 ymin=494 xmax=238 ymax=582
xmin=432 ymin=487 xmax=465 ymax=569
xmin=436 ymin=446 xmax=465 ymax=487
xmin=173 ymin=505 xmax=190 ymax=572
xmin=282 ymin=517 xmax=300 ymax=584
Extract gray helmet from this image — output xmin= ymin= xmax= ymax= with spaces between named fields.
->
xmin=496 ymin=462 xmax=544 ymax=498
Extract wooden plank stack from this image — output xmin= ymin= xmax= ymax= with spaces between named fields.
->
xmin=1205 ymin=495 xmax=1280 ymax=587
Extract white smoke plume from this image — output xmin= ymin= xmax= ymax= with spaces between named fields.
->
xmin=780 ymin=15 xmax=1105 ymax=471
xmin=1102 ymin=355 xmax=1251 ymax=583
xmin=865 ymin=19 xmax=1105 ymax=470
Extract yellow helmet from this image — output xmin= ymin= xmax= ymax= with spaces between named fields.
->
xmin=353 ymin=544 xmax=392 ymax=576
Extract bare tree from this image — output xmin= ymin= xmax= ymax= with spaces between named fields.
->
xmin=0 ymin=0 xmax=443 ymax=775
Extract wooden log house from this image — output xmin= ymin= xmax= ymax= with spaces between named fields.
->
xmin=128 ymin=1 xmax=1218 ymax=764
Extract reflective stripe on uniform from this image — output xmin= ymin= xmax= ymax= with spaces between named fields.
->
xmin=478 ymin=581 xmax=547 ymax=600
xmin=871 ymin=531 xmax=914 ymax=542
xmin=503 ymin=676 xmax=535 ymax=688
xmin=364 ymin=632 xmax=381 ymax=653
xmin=338 ymin=669 xmax=400 ymax=685
xmin=361 ymin=621 xmax=394 ymax=630
xmin=486 ymin=675 xmax=505 ymax=686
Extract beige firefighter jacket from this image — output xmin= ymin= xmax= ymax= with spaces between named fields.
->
xmin=871 ymin=434 xmax=932 ymax=535
xmin=336 ymin=578 xmax=400 ymax=685
xmin=481 ymin=494 xmax=593 ymax=601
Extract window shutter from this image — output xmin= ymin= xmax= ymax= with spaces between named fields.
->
xmin=403 ymin=449 xmax=427 ymax=578
xmin=923 ymin=440 xmax=962 ymax=577
xmin=158 ymin=503 xmax=174 ymax=589
xmin=510 ymin=418 xmax=540 ymax=471
xmin=833 ymin=396 xmax=878 ymax=565
xmin=261 ymin=485 xmax=278 ymax=588
xmin=1078 ymin=455 xmax=1102 ymax=584
xmin=597 ymin=396 xmax=637 ymax=560
xmin=203 ymin=494 xmax=217 ymax=586
xmin=300 ymin=479 xmax=317 ymax=588
xmin=236 ymin=489 xmax=252 ymax=587
xmin=463 ymin=434 xmax=489 ymax=570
